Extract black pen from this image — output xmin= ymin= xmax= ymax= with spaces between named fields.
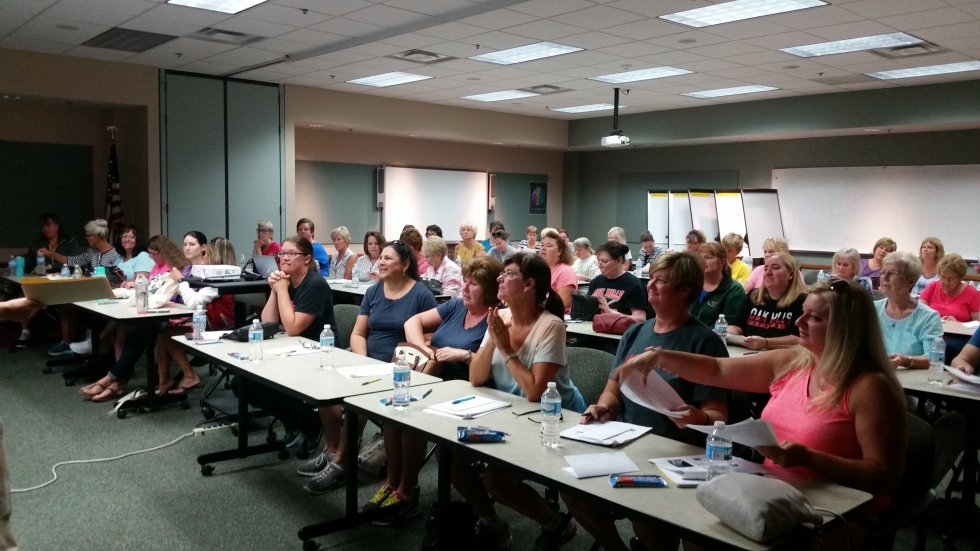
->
xmin=422 ymin=389 xmax=432 ymax=399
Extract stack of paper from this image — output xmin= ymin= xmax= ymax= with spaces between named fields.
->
xmin=725 ymin=334 xmax=745 ymax=346
xmin=336 ymin=364 xmax=394 ymax=379
xmin=686 ymin=418 xmax=779 ymax=447
xmin=945 ymin=366 xmax=980 ymax=385
xmin=424 ymin=396 xmax=511 ymax=419
xmin=265 ymin=345 xmax=319 ymax=357
xmin=560 ymin=422 xmax=651 ymax=447
xmin=620 ymin=370 xmax=686 ymax=418
xmin=650 ymin=455 xmax=769 ymax=487
xmin=562 ymin=451 xmax=639 ymax=479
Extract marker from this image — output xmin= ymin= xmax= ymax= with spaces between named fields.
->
xmin=452 ymin=395 xmax=476 ymax=405
xmin=275 ymin=349 xmax=298 ymax=356
xmin=422 ymin=389 xmax=432 ymax=399
xmin=362 ymin=378 xmax=382 ymax=386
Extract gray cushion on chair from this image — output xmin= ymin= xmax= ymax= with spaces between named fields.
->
xmin=696 ymin=473 xmax=823 ymax=542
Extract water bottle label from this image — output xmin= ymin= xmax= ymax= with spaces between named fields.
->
xmin=249 ymin=332 xmax=262 ymax=343
xmin=320 ymin=337 xmax=335 ymax=349
xmin=706 ymin=444 xmax=732 ymax=461
xmin=928 ymin=351 xmax=944 ymax=363
xmin=393 ymin=370 xmax=411 ymax=383
xmin=540 ymin=400 xmax=561 ymax=416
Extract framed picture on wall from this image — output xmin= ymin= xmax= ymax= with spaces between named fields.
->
xmin=529 ymin=182 xmax=547 ymax=215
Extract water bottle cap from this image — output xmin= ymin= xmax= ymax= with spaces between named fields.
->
xmin=323 ymin=324 xmax=330 ymax=329
xmin=714 ymin=420 xmax=725 ymax=427
xmin=547 ymin=382 xmax=557 ymax=388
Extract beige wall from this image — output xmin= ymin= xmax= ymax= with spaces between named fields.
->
xmin=0 ymin=48 xmax=159 ymax=233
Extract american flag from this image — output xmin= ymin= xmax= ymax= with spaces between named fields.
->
xmin=104 ymin=140 xmax=124 ymax=242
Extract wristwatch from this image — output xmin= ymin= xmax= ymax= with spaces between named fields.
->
xmin=464 ymin=351 xmax=472 ymax=363
xmin=504 ymin=352 xmax=519 ymax=363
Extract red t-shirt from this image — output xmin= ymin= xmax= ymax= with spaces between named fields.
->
xmin=261 ymin=241 xmax=281 ymax=266
xmin=920 ymin=280 xmax=980 ymax=322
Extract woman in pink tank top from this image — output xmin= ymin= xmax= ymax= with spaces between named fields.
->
xmin=618 ymin=279 xmax=907 ymax=518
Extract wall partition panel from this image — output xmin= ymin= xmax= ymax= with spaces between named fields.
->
xmin=493 ymin=173 xmax=548 ymax=240
xmin=295 ymin=161 xmax=379 ymax=243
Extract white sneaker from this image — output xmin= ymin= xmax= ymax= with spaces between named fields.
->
xmin=69 ymin=335 xmax=92 ymax=355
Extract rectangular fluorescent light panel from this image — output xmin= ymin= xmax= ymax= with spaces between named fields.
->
xmin=590 ymin=66 xmax=692 ymax=84
xmin=684 ymin=85 xmax=777 ymax=98
xmin=167 ymin=0 xmax=269 ymax=14
xmin=660 ymin=0 xmax=826 ymax=28
xmin=866 ymin=61 xmax=980 ymax=80
xmin=461 ymin=90 xmax=540 ymax=102
xmin=551 ymin=104 xmax=626 ymax=113
xmin=347 ymin=72 xmax=433 ymax=87
xmin=470 ymin=42 xmax=582 ymax=65
xmin=781 ymin=33 xmax=923 ymax=58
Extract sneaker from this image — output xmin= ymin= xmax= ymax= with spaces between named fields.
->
xmin=47 ymin=341 xmax=74 ymax=356
xmin=360 ymin=484 xmax=393 ymax=513
xmin=297 ymin=430 xmax=322 ymax=456
xmin=372 ymin=490 xmax=421 ymax=526
xmin=358 ymin=434 xmax=386 ymax=477
xmin=304 ymin=462 xmax=345 ymax=495
xmin=280 ymin=430 xmax=302 ymax=449
xmin=69 ymin=338 xmax=92 ymax=355
xmin=15 ymin=331 xmax=29 ymax=349
xmin=296 ymin=449 xmax=335 ymax=477
xmin=533 ymin=514 xmax=577 ymax=551
xmin=475 ymin=518 xmax=513 ymax=550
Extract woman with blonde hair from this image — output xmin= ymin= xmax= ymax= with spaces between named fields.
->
xmin=730 ymin=252 xmax=808 ymax=351
xmin=743 ymin=236 xmax=792 ymax=292
xmin=876 ymin=251 xmax=942 ymax=369
xmin=328 ymin=226 xmax=357 ymax=279
xmin=607 ymin=226 xmax=632 ymax=264
xmin=455 ymin=221 xmax=486 ymax=265
xmin=539 ymin=228 xmax=577 ymax=313
xmin=914 ymin=237 xmax=944 ymax=296
xmin=422 ymin=236 xmax=463 ymax=299
xmin=860 ymin=237 xmax=897 ymax=278
xmin=831 ymin=248 xmax=873 ymax=295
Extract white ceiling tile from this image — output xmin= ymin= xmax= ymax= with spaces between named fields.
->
xmin=606 ymin=0 xmax=713 ymax=18
xmin=459 ymin=31 xmax=532 ymax=49
xmin=61 ymin=0 xmax=161 ymax=17
xmin=140 ymin=4 xmax=231 ymax=27
xmin=806 ymin=20 xmax=901 ymax=41
xmin=424 ymin=40 xmax=482 ymax=57
xmin=509 ymin=0 xmax=596 ymax=19
xmin=319 ymin=62 xmax=382 ymax=78
xmin=503 ymin=19 xmax=588 ymax=40
xmin=939 ymin=35 xmax=980 ymax=51
xmin=775 ymin=80 xmax=841 ymax=92
xmin=304 ymin=68 xmax=356 ymax=80
xmin=842 ymin=0 xmax=949 ymax=19
xmin=173 ymin=59 xmax=239 ymax=74
xmin=704 ymin=19 xmax=795 ymax=41
xmin=242 ymin=3 xmax=332 ymax=26
xmin=602 ymin=18 xmax=683 ymax=40
xmin=552 ymin=66 xmax=609 ymax=78
xmin=416 ymin=22 xmax=488 ymax=40
xmin=559 ymin=31 xmax=632 ymax=49
xmin=2 ymin=0 xmax=56 ymax=16
xmin=510 ymin=57 xmax=579 ymax=72
xmin=428 ymin=57 xmax=492 ymax=71
xmin=551 ymin=5 xmax=645 ymax=30
xmin=249 ymin=38 xmax=311 ymax=53
xmin=554 ymin=50 xmax=623 ymax=66
xmin=2 ymin=37 xmax=72 ymax=54
xmin=721 ymin=50 xmax=799 ymax=65
xmin=407 ymin=65 xmax=462 ymax=78
xmin=65 ymin=44 xmax=137 ymax=61
xmin=746 ymin=72 xmax=803 ymax=84
xmin=958 ymin=4 xmax=980 ymax=19
xmin=313 ymin=50 xmax=373 ymax=63
xmin=634 ymin=50 xmax=710 ymax=65
xmin=894 ymin=50 xmax=976 ymax=66
xmin=513 ymin=72 xmax=580 ymax=85
xmin=279 ymin=75 xmax=335 ymax=86
xmin=458 ymin=9 xmax=538 ymax=30
xmin=381 ymin=32 xmax=444 ymax=49
xmin=177 ymin=37 xmax=243 ymax=54
xmin=660 ymin=72 xmax=731 ymax=85
xmin=218 ymin=15 xmax=298 ymax=38
xmin=274 ymin=0 xmax=372 ymax=17
xmin=477 ymin=66 xmax=539 ymax=78
xmin=802 ymin=51 xmax=886 ymax=67
xmin=344 ymin=4 xmax=431 ymax=27
xmin=880 ymin=8 xmax=977 ymax=31
xmin=706 ymin=66 xmax=772 ymax=78
xmin=687 ymin=41 xmax=766 ymax=58
xmin=835 ymin=59 xmax=909 ymax=73
xmin=743 ymin=31 xmax=824 ymax=50
xmin=11 ymin=16 xmax=112 ymax=45
xmin=285 ymin=56 xmax=346 ymax=69
xmin=765 ymin=6 xmax=866 ymax=31
xmin=0 ymin=11 xmax=34 ymax=38
xmin=382 ymin=0 xmax=477 ymax=17
xmin=595 ymin=41 xmax=671 ymax=58
xmin=355 ymin=56 xmax=419 ymax=70
xmin=673 ymin=58 xmax=743 ymax=72
xmin=344 ymin=41 xmax=405 ymax=56
xmin=207 ymin=45 xmax=285 ymax=63
xmin=645 ymin=31 xmax=730 ymax=50
xmin=836 ymin=80 xmax=895 ymax=91
xmin=119 ymin=17 xmax=200 ymax=37
xmin=277 ymin=28 xmax=348 ymax=46
xmin=234 ymin=68 xmax=288 ymax=82
xmin=912 ymin=21 xmax=980 ymax=42
xmin=253 ymin=61 xmax=316 ymax=74
xmin=42 ymin=4 xmax=136 ymax=27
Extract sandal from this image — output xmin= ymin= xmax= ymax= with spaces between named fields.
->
xmin=91 ymin=384 xmax=127 ymax=403
xmin=157 ymin=380 xmax=178 ymax=395
xmin=80 ymin=382 xmax=107 ymax=398
xmin=168 ymin=380 xmax=201 ymax=395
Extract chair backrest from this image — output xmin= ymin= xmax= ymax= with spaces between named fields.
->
xmin=393 ymin=342 xmax=430 ymax=372
xmin=565 ymin=346 xmax=615 ymax=406
xmin=892 ymin=413 xmax=935 ymax=509
xmin=802 ymin=269 xmax=818 ymax=285
xmin=332 ymin=304 xmax=359 ymax=350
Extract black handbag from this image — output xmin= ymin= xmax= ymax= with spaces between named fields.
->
xmin=221 ymin=322 xmax=280 ymax=342
xmin=570 ymin=294 xmax=599 ymax=321
xmin=420 ymin=277 xmax=443 ymax=295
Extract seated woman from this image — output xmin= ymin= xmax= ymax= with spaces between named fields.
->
xmin=452 ymin=252 xmax=585 ymax=549
xmin=539 ymin=228 xmax=577 ymax=314
xmin=253 ymin=219 xmax=281 ymax=259
xmin=177 ymin=231 xmax=208 ymax=278
xmin=421 ymin=236 xmax=463 ymax=298
xmin=607 ymin=227 xmax=632 ymax=264
xmin=301 ymin=241 xmax=436 ymax=496
xmin=914 ymin=237 xmax=944 ymax=296
xmin=571 ymin=237 xmax=599 ymax=284
xmin=684 ymin=229 xmax=706 ymax=252
xmin=722 ymin=233 xmax=750 ymax=285
xmin=876 ymin=251 xmax=943 ymax=369
xmin=18 ymin=213 xmax=77 ymax=347
xmin=481 ymin=221 xmax=505 ymax=252
xmin=353 ymin=231 xmax=385 ymax=283
xmin=454 ymin=221 xmax=486 ymax=265
xmin=359 ymin=257 xmax=504 ymax=521
xmin=860 ymin=237 xmax=897 ymax=279
xmin=40 ymin=219 xmax=119 ymax=356
xmin=401 ymin=227 xmax=430 ymax=274
xmin=730 ymin=252 xmax=808 ymax=351
xmin=156 ymin=238 xmax=236 ymax=393
xmin=564 ymin=251 xmax=729 ymax=551
xmin=328 ymin=226 xmax=357 ymax=279
xmin=634 ymin=231 xmax=663 ymax=271
xmin=425 ymin=224 xmax=442 ymax=238
xmin=488 ymin=230 xmax=516 ymax=263
xmin=296 ymin=218 xmax=330 ymax=272
xmin=588 ymin=242 xmax=649 ymax=324
xmin=691 ymin=241 xmax=746 ymax=327
xmin=920 ymin=253 xmax=980 ymax=359
xmin=743 ymin=236 xmax=790 ymax=292
xmin=830 ymin=248 xmax=873 ymax=295
xmin=619 ymin=279 xmax=907 ymax=540
xmin=518 ymin=225 xmax=541 ymax=253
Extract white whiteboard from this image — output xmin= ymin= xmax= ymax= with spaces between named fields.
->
xmin=772 ymin=166 xmax=980 ymax=255
xmin=669 ymin=191 xmax=692 ymax=250
xmin=689 ymin=191 xmax=719 ymax=242
xmin=646 ymin=192 xmax=669 ymax=247
xmin=715 ymin=191 xmax=749 ymax=257
xmin=383 ymin=167 xmax=488 ymax=239
xmin=741 ymin=190 xmax=784 ymax=258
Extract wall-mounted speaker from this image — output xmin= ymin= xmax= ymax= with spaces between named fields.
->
xmin=488 ymin=173 xmax=496 ymax=210
xmin=376 ymin=167 xmax=385 ymax=210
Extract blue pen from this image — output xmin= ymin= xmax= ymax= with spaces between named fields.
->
xmin=452 ymin=395 xmax=476 ymax=405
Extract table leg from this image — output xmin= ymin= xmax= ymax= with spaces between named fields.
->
xmin=196 ymin=376 xmax=285 ymax=470
xmin=436 ymin=446 xmax=452 ymax=551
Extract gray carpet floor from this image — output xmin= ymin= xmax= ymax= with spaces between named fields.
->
xmin=2 ymin=342 xmax=978 ymax=551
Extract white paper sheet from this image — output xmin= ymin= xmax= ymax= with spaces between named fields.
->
xmin=426 ymin=396 xmax=511 ymax=419
xmin=619 ymin=370 xmax=686 ymax=418
xmin=963 ymin=321 xmax=979 ymax=329
xmin=945 ymin=365 xmax=980 ymax=385
xmin=562 ymin=451 xmax=639 ymax=479
xmin=686 ymin=418 xmax=780 ymax=447
xmin=264 ymin=345 xmax=319 ymax=357
xmin=948 ymin=383 xmax=980 ymax=395
xmin=650 ymin=455 xmax=770 ymax=487
xmin=560 ymin=421 xmax=651 ymax=447
xmin=203 ymin=330 xmax=229 ymax=340
xmin=336 ymin=364 xmax=395 ymax=378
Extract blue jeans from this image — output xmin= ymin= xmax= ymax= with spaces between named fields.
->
xmin=108 ymin=321 xmax=165 ymax=383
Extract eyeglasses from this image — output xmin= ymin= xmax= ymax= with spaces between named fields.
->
xmin=879 ymin=271 xmax=900 ymax=279
xmin=301 ymin=341 xmax=319 ymax=350
xmin=256 ymin=228 xmax=272 ymax=234
xmin=278 ymin=251 xmax=305 ymax=259
xmin=498 ymin=271 xmax=523 ymax=280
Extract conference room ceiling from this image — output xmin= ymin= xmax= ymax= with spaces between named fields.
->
xmin=3 ymin=0 xmax=980 ymax=121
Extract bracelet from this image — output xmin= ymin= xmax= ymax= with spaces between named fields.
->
xmin=906 ymin=356 xmax=913 ymax=368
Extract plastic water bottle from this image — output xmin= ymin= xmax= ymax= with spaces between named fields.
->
xmin=71 ymin=265 xmax=81 ymax=279
xmin=60 ymin=264 xmax=70 ymax=278
xmin=135 ymin=274 xmax=149 ymax=314
xmin=706 ymin=421 xmax=733 ymax=480
xmin=239 ymin=254 xmax=247 ymax=267
xmin=248 ymin=319 xmax=263 ymax=362
xmin=352 ymin=263 xmax=360 ymax=284
xmin=540 ymin=382 xmax=562 ymax=448
xmin=14 ymin=257 xmax=24 ymax=277
xmin=816 ymin=270 xmax=828 ymax=283
xmin=36 ymin=253 xmax=45 ymax=275
xmin=392 ymin=351 xmax=411 ymax=410
xmin=192 ymin=304 xmax=207 ymax=341
xmin=319 ymin=324 xmax=335 ymax=370
xmin=713 ymin=314 xmax=728 ymax=339
xmin=456 ymin=255 xmax=463 ymax=268
xmin=927 ymin=337 xmax=946 ymax=384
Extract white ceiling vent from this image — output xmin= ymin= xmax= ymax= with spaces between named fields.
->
xmin=83 ymin=28 xmax=177 ymax=53
xmin=387 ymin=49 xmax=457 ymax=65
xmin=871 ymin=42 xmax=947 ymax=59
xmin=189 ymin=28 xmax=267 ymax=46
xmin=516 ymin=84 xmax=571 ymax=95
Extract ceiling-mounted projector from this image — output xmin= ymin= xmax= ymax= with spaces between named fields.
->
xmin=601 ymin=87 xmax=629 ymax=147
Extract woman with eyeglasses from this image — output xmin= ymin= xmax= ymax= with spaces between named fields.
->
xmin=875 ymin=252 xmax=943 ymax=369
xmin=615 ymin=279 xmax=907 ymax=546
xmin=253 ymin=219 xmax=280 ymax=259
xmin=920 ymin=253 xmax=980 ymax=360
xmin=730 ymin=252 xmax=808 ymax=351
xmin=300 ymin=241 xmax=436 ymax=502
xmin=328 ymin=226 xmax=357 ymax=280
xmin=453 ymin=252 xmax=585 ymax=550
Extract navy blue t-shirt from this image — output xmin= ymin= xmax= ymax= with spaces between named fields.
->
xmin=359 ymin=281 xmax=437 ymax=362
xmin=430 ymin=298 xmax=488 ymax=381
